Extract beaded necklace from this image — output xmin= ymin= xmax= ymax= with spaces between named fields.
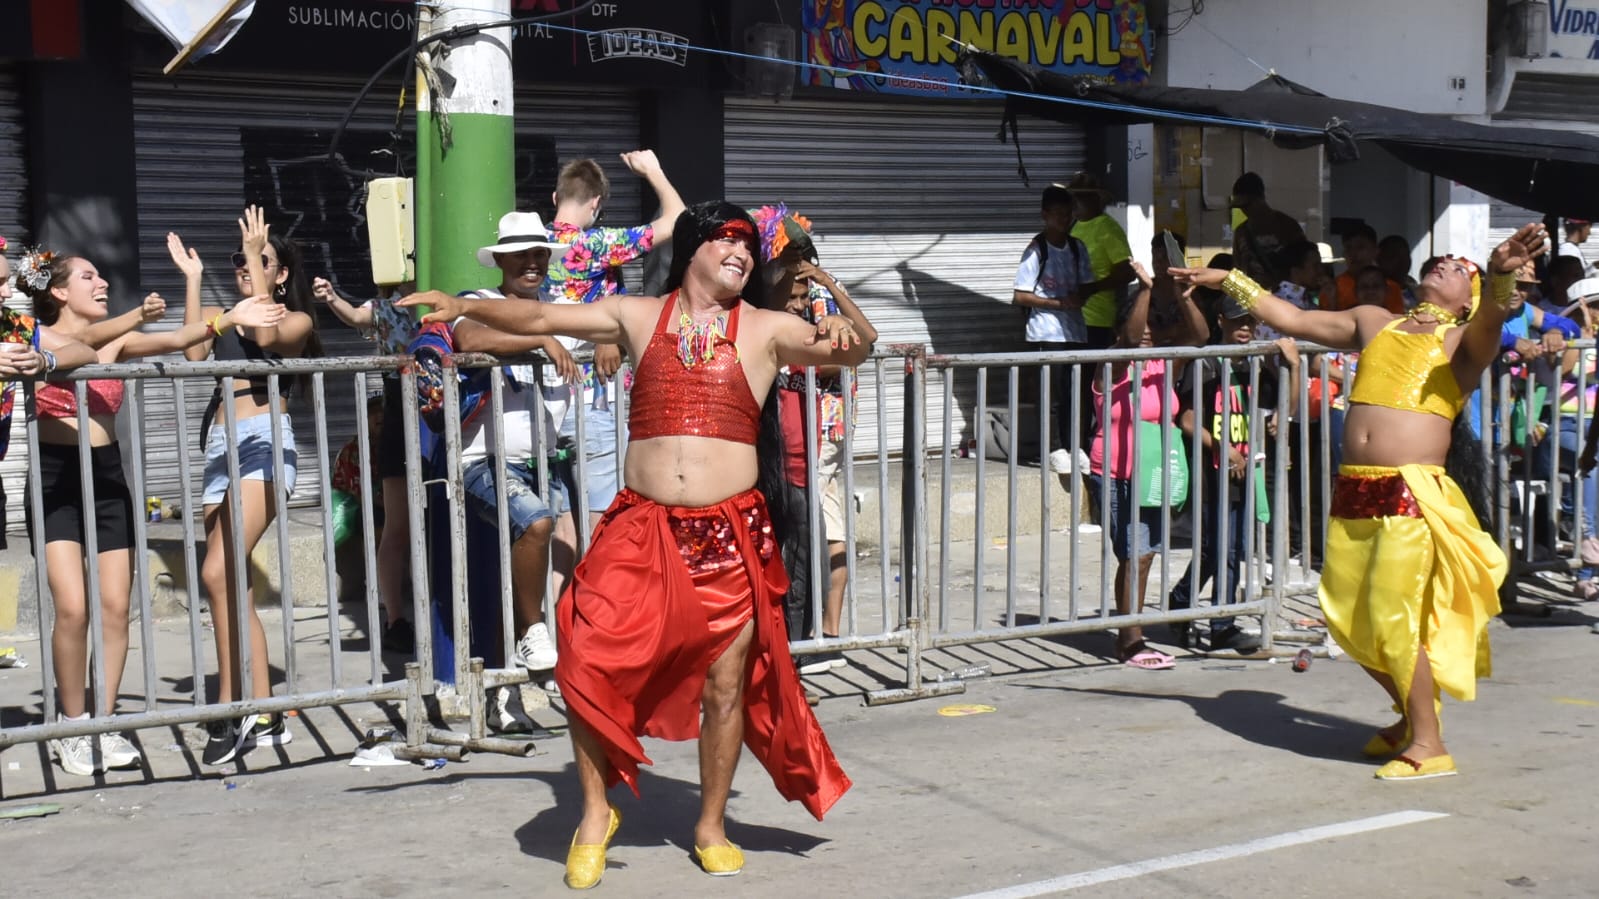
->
xmin=675 ymin=292 xmax=735 ymax=367
xmin=1408 ymin=301 xmax=1459 ymax=326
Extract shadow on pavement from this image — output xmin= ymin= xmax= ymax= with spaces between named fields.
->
xmin=1023 ymin=684 xmax=1373 ymax=762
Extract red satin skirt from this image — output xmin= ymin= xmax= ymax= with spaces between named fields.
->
xmin=553 ymin=487 xmax=851 ymax=820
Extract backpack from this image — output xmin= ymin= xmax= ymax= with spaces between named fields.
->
xmin=1027 ymin=231 xmax=1086 ymax=295
xmin=405 ymin=291 xmax=515 ymax=434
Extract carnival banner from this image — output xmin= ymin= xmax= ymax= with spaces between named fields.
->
xmin=1548 ymin=1 xmax=1599 ymax=60
xmin=803 ymin=0 xmax=1152 ymax=95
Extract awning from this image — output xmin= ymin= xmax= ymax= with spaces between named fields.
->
xmin=960 ymin=51 xmax=1599 ymax=219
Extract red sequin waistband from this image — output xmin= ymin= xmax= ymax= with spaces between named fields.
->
xmin=1329 ymin=471 xmax=1422 ymax=520
xmin=614 ymin=488 xmax=776 ymax=575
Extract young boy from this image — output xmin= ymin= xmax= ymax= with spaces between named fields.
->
xmin=1012 ymin=183 xmax=1095 ymax=474
xmin=1168 ymin=300 xmax=1298 ymax=652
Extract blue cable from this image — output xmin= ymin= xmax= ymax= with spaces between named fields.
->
xmin=413 ymin=5 xmax=1326 ymax=139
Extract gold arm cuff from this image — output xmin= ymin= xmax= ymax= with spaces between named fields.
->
xmin=1221 ymin=269 xmax=1264 ymax=311
xmin=1489 ymin=269 xmax=1516 ymax=307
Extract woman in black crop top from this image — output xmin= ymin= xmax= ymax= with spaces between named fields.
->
xmin=180 ymin=207 xmax=322 ymax=764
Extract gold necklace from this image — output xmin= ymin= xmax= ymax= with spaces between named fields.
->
xmin=1409 ymin=301 xmax=1458 ymax=326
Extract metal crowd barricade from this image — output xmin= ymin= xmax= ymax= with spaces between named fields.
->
xmin=918 ymin=343 xmax=1298 ymax=665
xmin=3 ymin=335 xmax=1590 ymax=760
xmin=1500 ymin=338 xmax=1594 ymax=577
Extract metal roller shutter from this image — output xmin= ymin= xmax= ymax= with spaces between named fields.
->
xmin=1 ymin=65 xmax=32 ymax=535
xmin=724 ymin=96 xmax=1085 ymax=457
xmin=130 ymin=73 xmax=640 ymax=513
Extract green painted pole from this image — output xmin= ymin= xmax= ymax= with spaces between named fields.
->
xmin=415 ymin=0 xmax=514 ymax=295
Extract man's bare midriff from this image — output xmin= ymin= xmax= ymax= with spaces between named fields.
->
xmin=1340 ymin=403 xmax=1453 ymax=468
xmin=38 ymin=413 xmax=117 ymax=448
xmin=623 ymin=435 xmax=760 ymax=508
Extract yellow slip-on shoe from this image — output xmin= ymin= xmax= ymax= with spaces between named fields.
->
xmin=1361 ymin=724 xmax=1409 ymax=758
xmin=564 ymin=805 xmax=621 ymax=890
xmin=693 ymin=842 xmax=744 ymax=877
xmin=1374 ymin=754 xmax=1457 ymax=781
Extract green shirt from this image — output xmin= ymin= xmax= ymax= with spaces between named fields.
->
xmin=1071 ymin=214 xmax=1132 ymax=329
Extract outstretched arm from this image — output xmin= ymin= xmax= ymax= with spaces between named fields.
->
xmin=115 ymin=296 xmax=287 ymax=361
xmin=772 ymin=309 xmax=869 ymax=369
xmin=33 ymin=327 xmax=98 ymax=372
xmin=314 ymin=277 xmax=374 ymax=330
xmin=622 ymin=150 xmax=687 ymax=240
xmin=398 ymin=290 xmax=626 ymax=345
xmin=1456 ymin=223 xmax=1550 ymax=385
xmin=76 ymin=293 xmax=167 ymax=349
xmin=1170 ymin=266 xmax=1374 ymax=351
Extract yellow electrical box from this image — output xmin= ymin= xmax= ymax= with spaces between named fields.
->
xmin=366 ymin=177 xmax=414 ymax=286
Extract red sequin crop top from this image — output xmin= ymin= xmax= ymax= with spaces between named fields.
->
xmin=36 ymin=379 xmax=125 ymax=419
xmin=628 ymin=295 xmax=762 ymax=445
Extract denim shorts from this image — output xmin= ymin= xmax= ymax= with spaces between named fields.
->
xmin=203 ymin=414 xmax=298 ymax=505
xmin=552 ymin=404 xmax=623 ymax=515
xmin=1090 ymin=475 xmax=1164 ymax=561
xmin=463 ymin=456 xmax=566 ymax=542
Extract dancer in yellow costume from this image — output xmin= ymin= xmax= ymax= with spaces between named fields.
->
xmin=1173 ymin=222 xmax=1548 ymax=781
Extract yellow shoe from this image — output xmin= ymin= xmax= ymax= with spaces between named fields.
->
xmin=693 ymin=842 xmax=744 ymax=877
xmin=1361 ymin=724 xmax=1409 ymax=758
xmin=564 ymin=806 xmax=621 ymax=890
xmin=1374 ymin=754 xmax=1457 ymax=781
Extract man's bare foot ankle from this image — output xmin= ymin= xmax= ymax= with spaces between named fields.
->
xmin=575 ymin=807 xmax=613 ymax=844
xmin=693 ymin=825 xmax=729 ymax=849
xmin=1398 ymin=739 xmax=1447 ymax=762
xmin=1378 ymin=718 xmax=1407 ymax=744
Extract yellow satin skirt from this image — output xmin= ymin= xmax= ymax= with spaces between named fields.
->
xmin=1320 ymin=464 xmax=1507 ymax=704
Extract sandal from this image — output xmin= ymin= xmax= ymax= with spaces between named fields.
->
xmin=1116 ymin=641 xmax=1175 ymax=670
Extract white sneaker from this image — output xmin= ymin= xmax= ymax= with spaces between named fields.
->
xmin=1048 ymin=449 xmax=1073 ymax=474
xmin=51 ymin=734 xmax=98 ymax=776
xmin=514 ymin=623 xmax=558 ymax=671
xmin=487 ymin=685 xmax=534 ymax=734
xmin=99 ymin=731 xmax=142 ymax=769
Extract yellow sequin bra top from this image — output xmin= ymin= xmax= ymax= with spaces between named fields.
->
xmin=1346 ymin=320 xmax=1466 ymax=420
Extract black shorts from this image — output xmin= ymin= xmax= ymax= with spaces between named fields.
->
xmin=26 ymin=441 xmax=136 ymax=552
xmin=378 ymin=378 xmax=408 ymax=480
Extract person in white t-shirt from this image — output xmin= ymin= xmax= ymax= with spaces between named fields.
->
xmin=452 ymin=213 xmax=581 ymax=719
xmin=1559 ymin=218 xmax=1597 ymax=278
xmin=1013 ymin=183 xmax=1095 ymax=473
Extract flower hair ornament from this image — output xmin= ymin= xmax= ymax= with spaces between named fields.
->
xmin=15 ymin=247 xmax=57 ymax=292
xmin=749 ymin=203 xmax=814 ymax=264
xmin=0 ymin=234 xmax=8 ymax=252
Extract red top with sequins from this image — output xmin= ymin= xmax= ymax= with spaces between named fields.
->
xmin=628 ymin=295 xmax=761 ymax=445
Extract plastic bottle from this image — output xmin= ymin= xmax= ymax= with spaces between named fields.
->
xmin=936 ymin=663 xmax=992 ymax=683
xmin=1291 ymin=648 xmax=1313 ymax=672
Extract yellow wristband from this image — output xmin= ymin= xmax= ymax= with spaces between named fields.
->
xmin=207 ymin=314 xmax=231 ymax=337
xmin=1489 ymin=269 xmax=1516 ymax=308
xmin=1221 ymin=268 xmax=1264 ymax=311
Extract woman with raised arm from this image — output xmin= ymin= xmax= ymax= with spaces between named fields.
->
xmin=181 ymin=207 xmax=322 ymax=767
xmin=16 ymin=242 xmax=284 ymax=777
xmin=1172 ymin=223 xmax=1547 ymax=781
xmin=402 ymin=201 xmax=857 ymax=890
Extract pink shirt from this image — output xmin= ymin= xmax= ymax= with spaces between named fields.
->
xmin=1089 ymin=359 xmax=1175 ymax=480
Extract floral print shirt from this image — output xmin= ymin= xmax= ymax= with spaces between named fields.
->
xmin=0 ymin=308 xmax=39 ymax=461
xmin=546 ymin=221 xmax=654 ymax=305
xmin=545 ymin=220 xmax=654 ymax=399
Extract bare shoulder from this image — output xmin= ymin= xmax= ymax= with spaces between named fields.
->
xmin=1351 ymin=307 xmax=1401 ymax=346
xmin=616 ymin=294 xmax=668 ymax=328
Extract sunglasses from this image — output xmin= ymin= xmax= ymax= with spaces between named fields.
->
xmin=231 ymin=252 xmax=277 ymax=270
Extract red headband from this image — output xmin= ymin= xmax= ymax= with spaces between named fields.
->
xmin=711 ymin=219 xmax=757 ymax=246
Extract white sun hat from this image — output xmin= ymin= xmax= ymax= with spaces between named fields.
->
xmin=476 ymin=211 xmax=570 ymax=268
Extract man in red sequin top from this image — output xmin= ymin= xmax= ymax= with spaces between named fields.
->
xmin=402 ymin=202 xmax=865 ymax=889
